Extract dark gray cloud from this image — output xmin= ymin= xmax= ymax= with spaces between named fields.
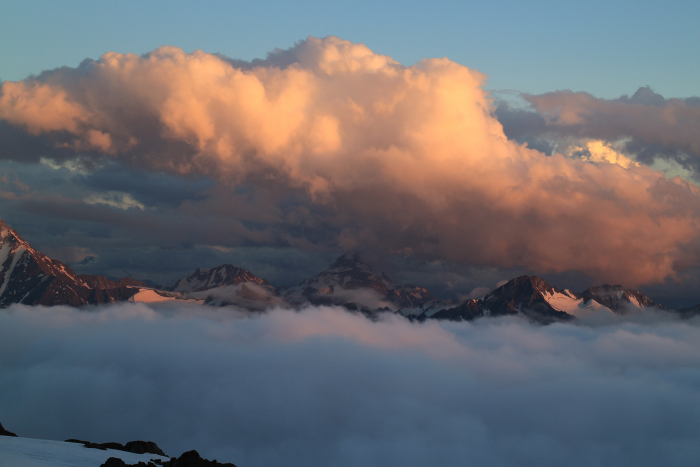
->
xmin=496 ymin=86 xmax=700 ymax=177
xmin=1 ymin=304 xmax=700 ymax=466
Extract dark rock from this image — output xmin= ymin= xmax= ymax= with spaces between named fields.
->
xmin=171 ymin=264 xmax=271 ymax=293
xmin=167 ymin=450 xmax=237 ymax=467
xmin=430 ymin=276 xmax=574 ymax=324
xmin=0 ymin=421 xmax=17 ymax=437
xmin=100 ymin=458 xmax=128 ymax=467
xmin=66 ymin=438 xmax=166 ymax=457
xmin=580 ymin=284 xmax=666 ymax=313
xmin=125 ymin=440 xmax=167 ymax=456
xmin=283 ymin=250 xmax=449 ymax=312
xmin=0 ymin=219 xmax=141 ymax=307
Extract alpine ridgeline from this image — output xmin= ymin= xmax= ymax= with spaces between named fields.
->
xmin=425 ymin=275 xmax=669 ymax=323
xmin=281 ymin=250 xmax=450 ymax=314
xmin=164 ymin=264 xmax=286 ymax=310
xmin=0 ymin=218 xmax=693 ymax=321
xmin=0 ymin=219 xmax=144 ymax=307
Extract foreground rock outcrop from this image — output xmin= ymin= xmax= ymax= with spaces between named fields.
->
xmin=0 ymin=421 xmax=17 ymax=437
xmin=67 ymin=438 xmax=166 ymax=456
xmin=100 ymin=449 xmax=238 ymax=467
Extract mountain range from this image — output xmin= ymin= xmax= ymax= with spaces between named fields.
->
xmin=0 ymin=218 xmax=697 ymax=322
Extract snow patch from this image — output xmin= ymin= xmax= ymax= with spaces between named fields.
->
xmin=0 ymin=436 xmax=169 ymax=467
xmin=130 ymin=289 xmax=181 ymax=304
xmin=544 ymin=291 xmax=613 ymax=317
xmin=0 ymin=246 xmax=25 ymax=298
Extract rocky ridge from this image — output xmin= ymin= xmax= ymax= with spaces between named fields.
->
xmin=0 ymin=218 xmax=697 ymax=321
xmin=281 ymin=250 xmax=450 ymax=313
xmin=0 ymin=220 xmax=144 ymax=307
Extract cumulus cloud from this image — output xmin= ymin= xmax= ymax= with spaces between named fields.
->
xmin=1 ymin=303 xmax=700 ymax=467
xmin=2 ymin=38 xmax=700 ymax=285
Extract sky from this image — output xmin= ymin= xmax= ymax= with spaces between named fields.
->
xmin=1 ymin=1 xmax=700 ymax=308
xmin=2 ymin=1 xmax=700 ymax=99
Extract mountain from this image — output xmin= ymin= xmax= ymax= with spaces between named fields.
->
xmin=580 ymin=284 xmax=667 ymax=312
xmin=427 ymin=275 xmax=667 ymax=323
xmin=282 ymin=251 xmax=449 ymax=313
xmin=0 ymin=219 xmax=145 ymax=307
xmin=428 ymin=276 xmax=575 ymax=323
xmin=152 ymin=264 xmax=287 ymax=310
xmin=171 ymin=264 xmax=272 ymax=292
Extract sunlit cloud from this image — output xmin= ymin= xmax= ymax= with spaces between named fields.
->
xmin=2 ymin=38 xmax=700 ymax=286
xmin=83 ymin=191 xmax=145 ymax=210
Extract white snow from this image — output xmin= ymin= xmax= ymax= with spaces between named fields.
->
xmin=129 ymin=289 xmax=180 ymax=303
xmin=544 ymin=291 xmax=614 ymax=317
xmin=0 ymin=246 xmax=25 ymax=298
xmin=0 ymin=436 xmax=169 ymax=467
xmin=0 ymin=241 xmax=12 ymax=268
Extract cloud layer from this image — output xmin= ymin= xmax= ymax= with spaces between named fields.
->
xmin=2 ymin=37 xmax=700 ymax=286
xmin=1 ymin=303 xmax=700 ymax=467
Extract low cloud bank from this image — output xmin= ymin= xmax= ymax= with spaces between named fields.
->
xmin=1 ymin=303 xmax=700 ymax=466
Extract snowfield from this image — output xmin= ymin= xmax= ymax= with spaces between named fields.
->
xmin=0 ymin=436 xmax=169 ymax=467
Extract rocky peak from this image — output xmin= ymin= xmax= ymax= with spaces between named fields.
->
xmin=171 ymin=264 xmax=271 ymax=293
xmin=580 ymin=284 xmax=665 ymax=312
xmin=0 ymin=218 xmax=142 ymax=307
xmin=430 ymin=275 xmax=574 ymax=323
xmin=283 ymin=251 xmax=441 ymax=311
xmin=327 ymin=250 xmax=372 ymax=272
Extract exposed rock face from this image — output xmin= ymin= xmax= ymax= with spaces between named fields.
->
xmin=0 ymin=421 xmax=17 ymax=437
xmin=124 ymin=441 xmax=166 ymax=456
xmin=580 ymin=284 xmax=666 ymax=312
xmin=167 ymin=263 xmax=286 ymax=310
xmin=429 ymin=276 xmax=574 ymax=323
xmin=66 ymin=439 xmax=166 ymax=456
xmin=166 ymin=450 xmax=238 ymax=466
xmin=283 ymin=250 xmax=447 ymax=312
xmin=99 ymin=449 xmax=238 ymax=467
xmin=171 ymin=264 xmax=271 ymax=293
xmin=427 ymin=276 xmax=668 ymax=323
xmin=0 ymin=219 xmax=143 ymax=307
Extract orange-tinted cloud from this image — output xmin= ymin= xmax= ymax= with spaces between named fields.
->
xmin=1 ymin=37 xmax=700 ymax=286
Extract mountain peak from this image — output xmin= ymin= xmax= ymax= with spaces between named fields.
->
xmin=171 ymin=264 xmax=270 ymax=293
xmin=327 ymin=250 xmax=371 ymax=272
xmin=580 ymin=284 xmax=665 ymax=312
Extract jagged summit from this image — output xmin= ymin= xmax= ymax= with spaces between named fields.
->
xmin=327 ymin=250 xmax=373 ymax=272
xmin=427 ymin=275 xmax=669 ymax=323
xmin=0 ymin=218 xmax=144 ymax=307
xmin=171 ymin=264 xmax=271 ymax=293
xmin=283 ymin=250 xmax=442 ymax=311
xmin=429 ymin=275 xmax=574 ymax=323
xmin=580 ymin=284 xmax=666 ymax=312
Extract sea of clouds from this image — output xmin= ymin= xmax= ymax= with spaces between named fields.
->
xmin=1 ymin=302 xmax=700 ymax=466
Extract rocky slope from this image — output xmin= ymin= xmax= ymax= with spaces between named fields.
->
xmin=282 ymin=251 xmax=449 ymax=313
xmin=426 ymin=275 xmax=671 ymax=323
xmin=170 ymin=264 xmax=272 ymax=292
xmin=0 ymin=219 xmax=145 ymax=307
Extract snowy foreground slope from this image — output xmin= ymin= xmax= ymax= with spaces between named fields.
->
xmin=0 ymin=436 xmax=169 ymax=467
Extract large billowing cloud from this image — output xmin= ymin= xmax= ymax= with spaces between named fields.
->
xmin=2 ymin=303 xmax=700 ymax=467
xmin=2 ymin=37 xmax=700 ymax=286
